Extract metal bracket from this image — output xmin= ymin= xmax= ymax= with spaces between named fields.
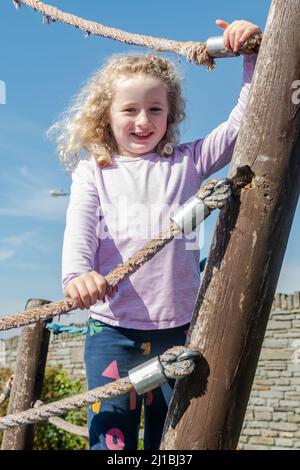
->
xmin=206 ymin=35 xmax=240 ymax=58
xmin=128 ymin=357 xmax=167 ymax=395
xmin=170 ymin=195 xmax=211 ymax=235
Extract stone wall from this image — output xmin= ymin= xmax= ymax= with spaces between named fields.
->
xmin=0 ymin=292 xmax=300 ymax=449
xmin=0 ymin=328 xmax=86 ymax=383
xmin=239 ymin=293 xmax=300 ymax=450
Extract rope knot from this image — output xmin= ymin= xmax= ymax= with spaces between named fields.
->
xmin=183 ymin=41 xmax=215 ymax=70
xmin=197 ymin=178 xmax=234 ymax=210
xmin=159 ymin=346 xmax=201 ymax=379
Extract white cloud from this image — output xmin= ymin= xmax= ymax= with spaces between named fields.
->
xmin=0 ymin=166 xmax=69 ymax=222
xmin=7 ymin=261 xmax=58 ymax=271
xmin=0 ymin=228 xmax=53 ymax=262
xmin=0 ymin=229 xmax=41 ymax=247
xmin=0 ymin=190 xmax=69 ymax=221
xmin=0 ymin=249 xmax=15 ymax=262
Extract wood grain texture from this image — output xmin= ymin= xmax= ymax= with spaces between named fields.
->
xmin=161 ymin=0 xmax=300 ymax=450
xmin=1 ymin=299 xmax=51 ymax=450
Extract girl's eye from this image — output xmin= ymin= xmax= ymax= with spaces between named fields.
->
xmin=150 ymin=107 xmax=162 ymax=112
xmin=124 ymin=108 xmax=136 ymax=113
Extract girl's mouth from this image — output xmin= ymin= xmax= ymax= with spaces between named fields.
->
xmin=131 ymin=132 xmax=154 ymax=141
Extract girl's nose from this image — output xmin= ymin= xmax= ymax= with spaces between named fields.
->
xmin=136 ymin=110 xmax=150 ymax=126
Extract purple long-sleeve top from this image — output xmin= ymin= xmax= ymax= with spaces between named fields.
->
xmin=62 ymin=54 xmax=257 ymax=329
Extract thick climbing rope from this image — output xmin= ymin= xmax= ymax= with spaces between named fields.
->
xmin=0 ymin=372 xmax=88 ymax=436
xmin=0 ymin=172 xmax=253 ymax=332
xmin=0 ymin=377 xmax=133 ymax=431
xmin=0 ymin=346 xmax=197 ymax=431
xmin=13 ymin=1 xmax=262 ymax=70
xmin=34 ymin=401 xmax=88 ymax=437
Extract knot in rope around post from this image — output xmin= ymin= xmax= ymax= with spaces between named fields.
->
xmin=160 ymin=346 xmax=201 ymax=379
xmin=0 ymin=346 xmax=199 ymax=431
xmin=197 ymin=178 xmax=234 ymax=210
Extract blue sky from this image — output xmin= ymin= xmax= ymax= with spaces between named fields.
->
xmin=1 ymin=1 xmax=299 ymax=337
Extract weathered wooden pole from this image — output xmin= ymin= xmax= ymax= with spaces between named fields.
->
xmin=1 ymin=299 xmax=51 ymax=450
xmin=161 ymin=0 xmax=300 ymax=450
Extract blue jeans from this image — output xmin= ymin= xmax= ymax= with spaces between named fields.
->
xmin=84 ymin=319 xmax=189 ymax=450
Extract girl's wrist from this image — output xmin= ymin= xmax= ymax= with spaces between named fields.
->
xmin=242 ymin=53 xmax=257 ymax=83
xmin=243 ymin=53 xmax=258 ymax=64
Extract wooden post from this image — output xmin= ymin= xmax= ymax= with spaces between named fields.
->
xmin=1 ymin=299 xmax=51 ymax=450
xmin=161 ymin=0 xmax=300 ymax=450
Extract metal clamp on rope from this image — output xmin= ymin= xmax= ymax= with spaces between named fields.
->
xmin=206 ymin=35 xmax=240 ymax=58
xmin=170 ymin=195 xmax=211 ymax=235
xmin=128 ymin=357 xmax=167 ymax=395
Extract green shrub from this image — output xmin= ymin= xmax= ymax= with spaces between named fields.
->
xmin=0 ymin=368 xmax=13 ymax=446
xmin=0 ymin=368 xmax=11 ymax=414
xmin=0 ymin=366 xmax=88 ymax=450
xmin=33 ymin=366 xmax=88 ymax=450
xmin=0 ymin=366 xmax=148 ymax=450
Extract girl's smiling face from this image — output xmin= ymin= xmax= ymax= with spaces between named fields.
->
xmin=109 ymin=74 xmax=169 ymax=157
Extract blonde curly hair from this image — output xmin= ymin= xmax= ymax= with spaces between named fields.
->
xmin=47 ymin=53 xmax=186 ymax=171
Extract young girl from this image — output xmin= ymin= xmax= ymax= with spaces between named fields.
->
xmin=51 ymin=19 xmax=260 ymax=450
